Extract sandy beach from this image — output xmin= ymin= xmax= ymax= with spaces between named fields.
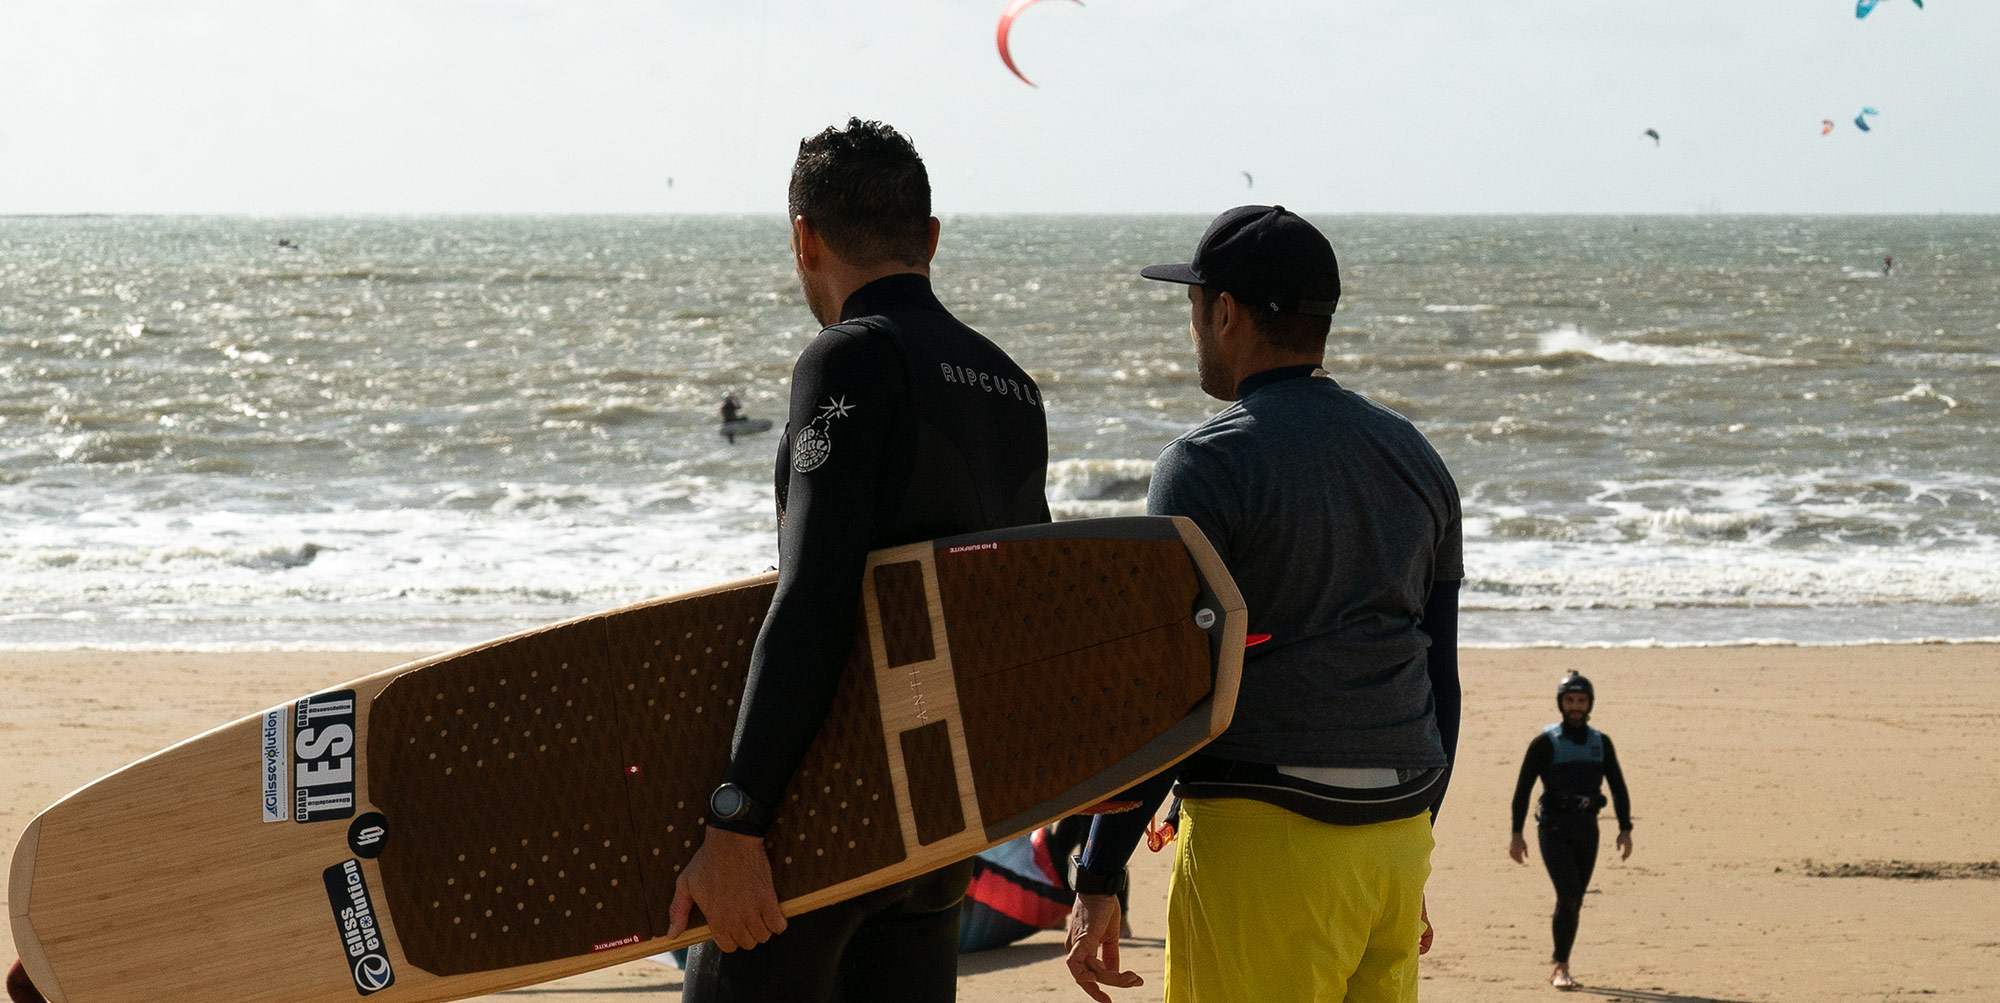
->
xmin=5 ymin=644 xmax=1996 ymax=1003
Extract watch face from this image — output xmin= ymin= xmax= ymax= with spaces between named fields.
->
xmin=712 ymin=785 xmax=744 ymax=819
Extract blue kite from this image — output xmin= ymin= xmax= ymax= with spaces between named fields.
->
xmin=1856 ymin=0 xmax=1922 ymax=19
xmin=1854 ymin=107 xmax=1879 ymax=131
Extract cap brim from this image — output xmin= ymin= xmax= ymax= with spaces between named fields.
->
xmin=1140 ymin=262 xmax=1204 ymax=285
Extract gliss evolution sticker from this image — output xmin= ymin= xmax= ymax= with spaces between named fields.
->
xmin=260 ymin=706 xmax=290 ymax=823
xmin=295 ymin=690 xmax=358 ymax=823
xmin=323 ymin=859 xmax=395 ymax=995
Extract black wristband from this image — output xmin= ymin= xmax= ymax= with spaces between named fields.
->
xmin=1069 ymin=854 xmax=1128 ymax=896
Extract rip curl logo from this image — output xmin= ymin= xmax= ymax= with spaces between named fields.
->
xmin=791 ymin=395 xmax=855 ymax=473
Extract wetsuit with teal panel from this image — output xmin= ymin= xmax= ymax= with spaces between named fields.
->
xmin=1510 ymin=722 xmax=1633 ymax=965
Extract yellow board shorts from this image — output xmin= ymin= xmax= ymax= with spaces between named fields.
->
xmin=1164 ymin=798 xmax=1434 ymax=1003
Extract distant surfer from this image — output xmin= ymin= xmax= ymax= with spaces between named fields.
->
xmin=666 ymin=119 xmax=1051 ymax=1003
xmin=1060 ymin=206 xmax=1461 ymax=1003
xmin=719 ymin=392 xmax=741 ymax=424
xmin=1509 ymin=672 xmax=1635 ymax=990
xmin=276 ymin=238 xmax=296 ymax=250
xmin=1884 ymin=255 xmax=1893 ymax=275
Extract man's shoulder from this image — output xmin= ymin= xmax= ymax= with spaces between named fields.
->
xmin=801 ymin=318 xmax=903 ymax=365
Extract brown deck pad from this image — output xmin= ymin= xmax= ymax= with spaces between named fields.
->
xmin=872 ymin=560 xmax=935 ymax=667
xmin=898 ymin=720 xmax=966 ymax=845
xmin=368 ymin=618 xmax=654 ymax=975
xmin=373 ymin=538 xmax=1205 ymax=974
xmin=957 ymin=620 xmax=1212 ymax=827
xmin=370 ymin=584 xmax=905 ymax=975
xmin=935 ymin=537 xmax=1201 ymax=681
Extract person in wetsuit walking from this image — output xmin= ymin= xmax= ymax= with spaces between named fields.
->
xmin=662 ymin=118 xmax=1050 ymax=1003
xmin=1509 ymin=672 xmax=1634 ymax=990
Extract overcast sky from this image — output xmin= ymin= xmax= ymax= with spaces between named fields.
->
xmin=2 ymin=0 xmax=1994 ymax=214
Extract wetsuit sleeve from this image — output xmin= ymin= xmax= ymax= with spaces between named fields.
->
xmin=1601 ymin=734 xmax=1634 ymax=832
xmin=1511 ymin=733 xmax=1553 ymax=833
xmin=1423 ymin=579 xmax=1461 ymax=821
xmin=718 ymin=324 xmax=901 ymax=834
xmin=1076 ymin=769 xmax=1177 ymax=877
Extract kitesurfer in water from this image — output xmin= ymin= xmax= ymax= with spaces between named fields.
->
xmin=666 ymin=118 xmax=1050 ymax=1003
xmin=719 ymin=392 xmax=742 ymax=424
xmin=1509 ymin=673 xmax=1635 ymax=990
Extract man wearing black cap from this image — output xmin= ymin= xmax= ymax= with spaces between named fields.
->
xmin=1060 ymin=206 xmax=1463 ymax=1003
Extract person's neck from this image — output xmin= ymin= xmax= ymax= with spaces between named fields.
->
xmin=818 ymin=263 xmax=929 ymax=325
xmin=1226 ymin=352 xmax=1323 ymax=400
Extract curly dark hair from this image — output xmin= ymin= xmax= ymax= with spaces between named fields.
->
xmin=788 ymin=118 xmax=932 ymax=268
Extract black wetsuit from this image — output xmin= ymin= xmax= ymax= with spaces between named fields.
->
xmin=1510 ymin=722 xmax=1633 ymax=965
xmin=684 ymin=273 xmax=1050 ymax=1003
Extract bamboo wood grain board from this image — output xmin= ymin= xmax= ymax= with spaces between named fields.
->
xmin=9 ymin=516 xmax=1243 ymax=1003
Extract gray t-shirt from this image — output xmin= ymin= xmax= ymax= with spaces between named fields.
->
xmin=1148 ymin=368 xmax=1463 ymax=768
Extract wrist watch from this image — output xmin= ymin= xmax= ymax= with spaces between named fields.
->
xmin=1069 ymin=853 xmax=1129 ymax=896
xmin=708 ymin=783 xmax=773 ymax=832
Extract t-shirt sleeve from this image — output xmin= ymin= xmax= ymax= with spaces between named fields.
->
xmin=719 ymin=324 xmax=902 ymax=832
xmin=1146 ymin=437 xmax=1238 ymax=562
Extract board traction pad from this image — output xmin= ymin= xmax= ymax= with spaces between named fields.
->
xmin=366 ymin=535 xmax=1209 ymax=976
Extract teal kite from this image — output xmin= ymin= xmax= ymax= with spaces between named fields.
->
xmin=1856 ymin=0 xmax=1922 ymax=19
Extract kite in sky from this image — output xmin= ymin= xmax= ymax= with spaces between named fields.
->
xmin=1856 ymin=0 xmax=1922 ymax=18
xmin=1854 ymin=107 xmax=1879 ymax=131
xmin=1821 ymin=119 xmax=1836 ymax=135
xmin=1643 ymin=128 xmax=1660 ymax=146
xmin=997 ymin=0 xmax=1083 ymax=87
xmin=1241 ymin=171 xmax=1254 ymax=188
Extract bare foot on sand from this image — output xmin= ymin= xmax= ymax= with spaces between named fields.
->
xmin=1549 ymin=963 xmax=1577 ymax=990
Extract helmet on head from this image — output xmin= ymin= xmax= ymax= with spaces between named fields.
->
xmin=1556 ymin=672 xmax=1594 ymax=704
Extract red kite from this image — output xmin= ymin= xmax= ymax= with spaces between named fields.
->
xmin=997 ymin=0 xmax=1083 ymax=87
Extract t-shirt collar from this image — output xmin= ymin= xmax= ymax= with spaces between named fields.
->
xmin=1234 ymin=364 xmax=1330 ymax=400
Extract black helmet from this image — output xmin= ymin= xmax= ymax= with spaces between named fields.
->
xmin=1556 ymin=672 xmax=1594 ymax=703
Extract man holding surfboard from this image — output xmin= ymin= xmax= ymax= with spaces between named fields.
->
xmin=1062 ymin=206 xmax=1463 ymax=1003
xmin=666 ymin=119 xmax=1050 ymax=1002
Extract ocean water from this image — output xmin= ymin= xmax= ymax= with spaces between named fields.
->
xmin=3 ymin=214 xmax=1996 ymax=650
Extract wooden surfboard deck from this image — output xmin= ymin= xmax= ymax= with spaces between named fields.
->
xmin=9 ymin=516 xmax=1244 ymax=1003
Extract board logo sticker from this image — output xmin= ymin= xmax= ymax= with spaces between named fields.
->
xmin=347 ymin=812 xmax=389 ymax=859
xmin=259 ymin=705 xmax=291 ymax=823
xmin=323 ymin=859 xmax=395 ymax=995
xmin=294 ymin=689 xmax=357 ymax=823
xmin=945 ymin=542 xmax=1000 ymax=555
xmin=590 ymin=933 xmax=642 ymax=953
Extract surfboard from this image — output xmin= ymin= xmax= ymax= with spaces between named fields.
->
xmin=8 ymin=516 xmax=1243 ymax=1003
xmin=718 ymin=417 xmax=771 ymax=442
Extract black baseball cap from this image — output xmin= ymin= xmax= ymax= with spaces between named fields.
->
xmin=1140 ymin=205 xmax=1341 ymax=316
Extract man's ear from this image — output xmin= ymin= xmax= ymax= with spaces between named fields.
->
xmin=924 ymin=217 xmax=941 ymax=262
xmin=792 ymin=215 xmax=820 ymax=271
xmin=1213 ymin=290 xmax=1246 ymax=341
